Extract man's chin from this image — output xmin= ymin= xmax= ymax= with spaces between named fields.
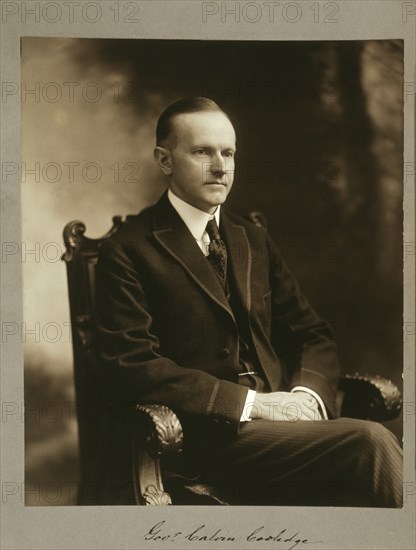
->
xmin=204 ymin=186 xmax=228 ymax=201
xmin=206 ymin=195 xmax=228 ymax=211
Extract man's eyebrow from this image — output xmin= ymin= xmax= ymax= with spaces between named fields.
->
xmin=190 ymin=144 xmax=237 ymax=152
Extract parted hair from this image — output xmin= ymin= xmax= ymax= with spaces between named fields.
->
xmin=156 ymin=97 xmax=230 ymax=148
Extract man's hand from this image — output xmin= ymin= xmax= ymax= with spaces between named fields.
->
xmin=249 ymin=391 xmax=322 ymax=421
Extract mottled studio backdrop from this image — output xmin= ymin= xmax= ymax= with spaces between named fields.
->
xmin=21 ymin=37 xmax=403 ymax=505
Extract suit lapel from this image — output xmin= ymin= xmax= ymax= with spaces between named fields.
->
xmin=152 ymin=192 xmax=235 ymax=322
xmin=220 ymin=211 xmax=251 ymax=314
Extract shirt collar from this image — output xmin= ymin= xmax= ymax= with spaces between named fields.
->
xmin=167 ymin=188 xmax=221 ymax=241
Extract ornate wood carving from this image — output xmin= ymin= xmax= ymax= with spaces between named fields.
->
xmin=135 ymin=404 xmax=183 ymax=457
xmin=61 ymin=220 xmax=86 ymax=262
xmin=143 ymin=485 xmax=172 ymax=506
xmin=132 ymin=405 xmax=183 ymax=505
xmin=61 ymin=216 xmax=124 ymax=263
xmin=339 ymin=373 xmax=402 ymax=421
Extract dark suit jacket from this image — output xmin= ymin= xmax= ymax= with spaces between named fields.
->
xmin=95 ymin=191 xmax=340 ymax=450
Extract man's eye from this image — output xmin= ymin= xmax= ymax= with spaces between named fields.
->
xmin=224 ymin=151 xmax=234 ymax=158
xmin=194 ymin=149 xmax=207 ymax=155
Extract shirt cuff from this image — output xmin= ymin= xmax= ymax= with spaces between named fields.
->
xmin=240 ymin=389 xmax=256 ymax=422
xmin=291 ymin=386 xmax=328 ymax=420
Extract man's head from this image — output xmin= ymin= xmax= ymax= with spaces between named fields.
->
xmin=154 ymin=97 xmax=236 ymax=214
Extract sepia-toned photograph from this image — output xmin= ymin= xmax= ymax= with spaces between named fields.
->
xmin=20 ymin=37 xmax=405 ymax=508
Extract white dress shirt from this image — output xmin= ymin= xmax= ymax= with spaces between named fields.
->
xmin=167 ymin=189 xmax=327 ymax=421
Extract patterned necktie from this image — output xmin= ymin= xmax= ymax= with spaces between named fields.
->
xmin=205 ymin=218 xmax=227 ymax=284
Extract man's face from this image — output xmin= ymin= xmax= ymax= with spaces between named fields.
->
xmin=163 ymin=111 xmax=236 ymax=214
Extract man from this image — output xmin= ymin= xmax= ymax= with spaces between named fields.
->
xmin=95 ymin=97 xmax=402 ymax=506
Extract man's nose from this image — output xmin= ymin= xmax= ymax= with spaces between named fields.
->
xmin=210 ymin=155 xmax=226 ymax=175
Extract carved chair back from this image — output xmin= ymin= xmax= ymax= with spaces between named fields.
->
xmin=61 ymin=216 xmax=125 ymax=488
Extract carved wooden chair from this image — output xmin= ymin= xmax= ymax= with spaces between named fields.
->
xmin=62 ymin=213 xmax=402 ymax=506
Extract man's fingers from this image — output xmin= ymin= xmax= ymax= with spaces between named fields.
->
xmin=296 ymin=407 xmax=315 ymax=421
xmin=296 ymin=394 xmax=318 ymax=408
xmin=288 ymin=402 xmax=320 ymax=421
xmin=256 ymin=396 xmax=322 ymax=421
xmin=280 ymin=403 xmax=313 ymax=421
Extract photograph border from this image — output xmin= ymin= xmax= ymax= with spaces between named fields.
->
xmin=1 ymin=1 xmax=415 ymax=549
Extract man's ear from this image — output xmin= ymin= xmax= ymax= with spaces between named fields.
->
xmin=154 ymin=146 xmax=173 ymax=176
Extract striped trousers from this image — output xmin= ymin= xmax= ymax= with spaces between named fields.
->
xmin=198 ymin=417 xmax=403 ymax=507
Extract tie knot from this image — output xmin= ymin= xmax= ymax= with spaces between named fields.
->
xmin=206 ymin=218 xmax=221 ymax=242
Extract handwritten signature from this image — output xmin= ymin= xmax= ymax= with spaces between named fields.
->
xmin=144 ymin=521 xmax=322 ymax=549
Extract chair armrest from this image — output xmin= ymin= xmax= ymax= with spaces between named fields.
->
xmin=132 ymin=404 xmax=183 ymax=505
xmin=338 ymin=373 xmax=402 ymax=421
xmin=130 ymin=374 xmax=402 ymax=505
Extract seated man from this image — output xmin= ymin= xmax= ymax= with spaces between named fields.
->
xmin=95 ymin=97 xmax=402 ymax=506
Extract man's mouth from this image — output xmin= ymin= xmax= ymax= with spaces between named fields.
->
xmin=204 ymin=181 xmax=227 ymax=186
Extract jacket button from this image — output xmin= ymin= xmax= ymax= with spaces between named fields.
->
xmin=213 ymin=418 xmax=219 ymax=424
xmin=225 ymin=420 xmax=231 ymax=427
xmin=219 ymin=348 xmax=230 ymax=358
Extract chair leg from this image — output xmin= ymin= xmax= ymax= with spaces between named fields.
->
xmin=132 ymin=404 xmax=183 ymax=505
xmin=132 ymin=433 xmax=172 ymax=505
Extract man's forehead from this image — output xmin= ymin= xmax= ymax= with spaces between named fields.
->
xmin=173 ymin=111 xmax=235 ymax=138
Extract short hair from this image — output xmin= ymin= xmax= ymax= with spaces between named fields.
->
xmin=156 ymin=97 xmax=230 ymax=148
